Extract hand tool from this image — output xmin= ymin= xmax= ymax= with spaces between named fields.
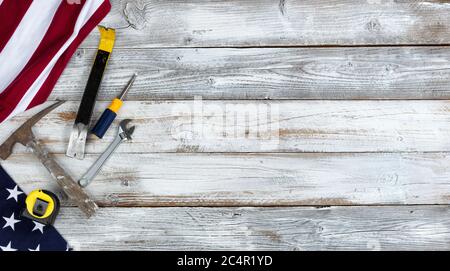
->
xmin=79 ymin=119 xmax=135 ymax=187
xmin=67 ymin=26 xmax=116 ymax=160
xmin=22 ymin=190 xmax=60 ymax=226
xmin=0 ymin=101 xmax=98 ymax=217
xmin=92 ymin=73 xmax=137 ymax=139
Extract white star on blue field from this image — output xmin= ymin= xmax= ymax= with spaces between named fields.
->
xmin=0 ymin=166 xmax=69 ymax=251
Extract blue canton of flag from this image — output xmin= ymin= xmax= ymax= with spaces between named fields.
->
xmin=0 ymin=166 xmax=69 ymax=251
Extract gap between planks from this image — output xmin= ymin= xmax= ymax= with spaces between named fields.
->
xmin=78 ymin=44 xmax=450 ymax=50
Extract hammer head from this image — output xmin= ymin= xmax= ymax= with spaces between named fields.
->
xmin=0 ymin=101 xmax=64 ymax=160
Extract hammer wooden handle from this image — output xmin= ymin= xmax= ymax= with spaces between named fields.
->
xmin=27 ymin=135 xmax=98 ymax=217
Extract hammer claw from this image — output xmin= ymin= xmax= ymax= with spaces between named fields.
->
xmin=0 ymin=101 xmax=64 ymax=160
xmin=23 ymin=100 xmax=65 ymax=130
xmin=0 ymin=100 xmax=97 ymax=217
xmin=0 ymin=136 xmax=16 ymax=160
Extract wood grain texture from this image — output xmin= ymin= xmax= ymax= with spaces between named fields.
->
xmin=51 ymin=47 xmax=450 ymax=100
xmin=83 ymin=0 xmax=450 ymax=48
xmin=3 ymin=101 xmax=450 ymax=153
xmin=3 ymin=152 xmax=450 ymax=206
xmin=56 ymin=206 xmax=450 ymax=251
xmin=5 ymin=0 xmax=450 ymax=251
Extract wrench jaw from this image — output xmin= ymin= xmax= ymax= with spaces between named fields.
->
xmin=118 ymin=119 xmax=135 ymax=140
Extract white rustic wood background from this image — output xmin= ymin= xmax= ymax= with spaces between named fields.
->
xmin=2 ymin=0 xmax=450 ymax=250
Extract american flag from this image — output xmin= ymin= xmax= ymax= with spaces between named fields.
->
xmin=0 ymin=0 xmax=111 ymax=123
xmin=0 ymin=166 xmax=69 ymax=251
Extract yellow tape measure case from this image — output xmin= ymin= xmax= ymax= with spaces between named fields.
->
xmin=21 ymin=190 xmax=60 ymax=226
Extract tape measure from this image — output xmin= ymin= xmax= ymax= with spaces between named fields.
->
xmin=21 ymin=190 xmax=60 ymax=226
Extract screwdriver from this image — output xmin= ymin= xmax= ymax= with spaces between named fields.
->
xmin=91 ymin=73 xmax=137 ymax=139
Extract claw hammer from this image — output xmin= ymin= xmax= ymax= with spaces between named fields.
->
xmin=0 ymin=101 xmax=98 ymax=217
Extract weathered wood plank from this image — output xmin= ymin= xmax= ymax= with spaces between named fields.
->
xmin=52 ymin=47 xmax=450 ymax=100
xmin=3 ymin=152 xmax=450 ymax=206
xmin=84 ymin=0 xmax=450 ymax=48
xmin=57 ymin=206 xmax=450 ymax=251
xmin=2 ymin=101 xmax=450 ymax=153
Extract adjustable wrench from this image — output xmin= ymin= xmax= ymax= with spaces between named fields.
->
xmin=78 ymin=119 xmax=135 ymax=187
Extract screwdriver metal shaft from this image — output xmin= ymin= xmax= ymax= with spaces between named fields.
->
xmin=118 ymin=73 xmax=137 ymax=100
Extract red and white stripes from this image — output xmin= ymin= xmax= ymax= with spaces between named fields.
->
xmin=0 ymin=0 xmax=111 ymax=123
